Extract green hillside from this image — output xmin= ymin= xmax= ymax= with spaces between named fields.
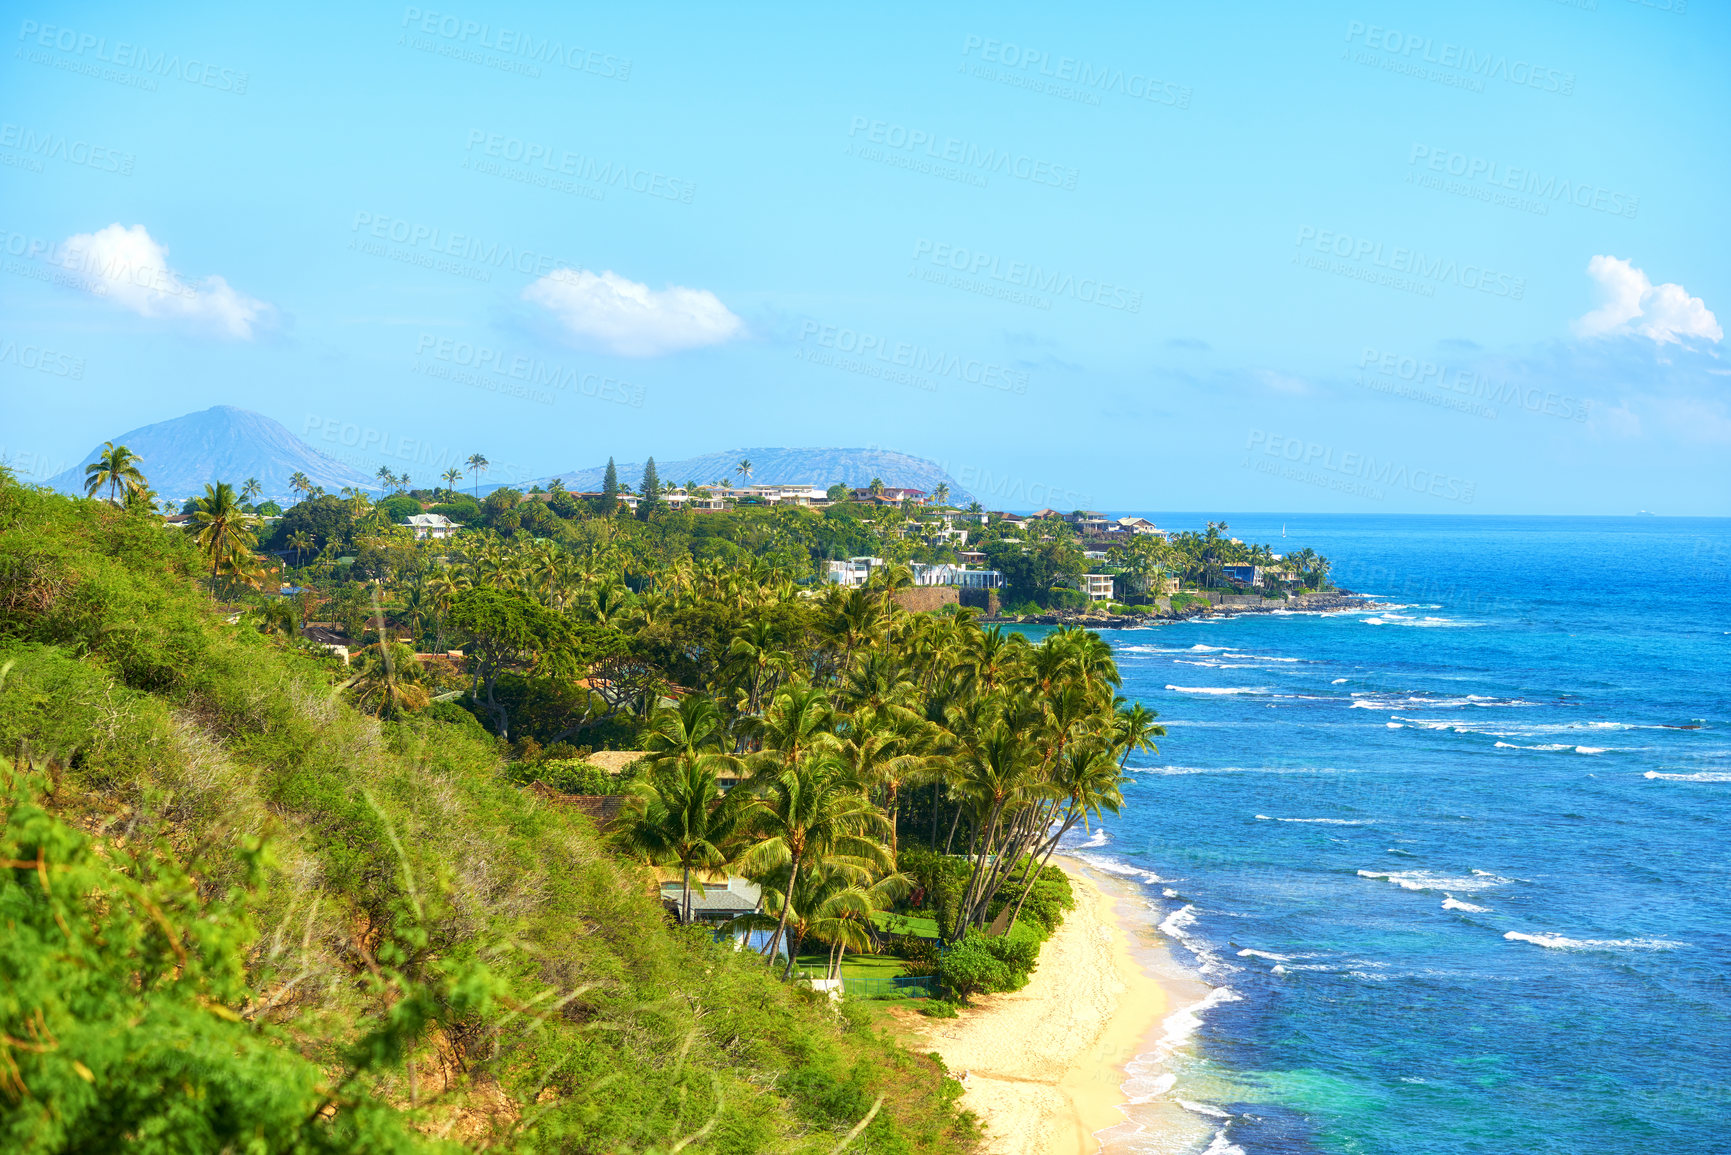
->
xmin=0 ymin=475 xmax=976 ymax=1153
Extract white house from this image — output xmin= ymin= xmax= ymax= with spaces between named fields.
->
xmin=403 ymin=513 xmax=458 ymax=540
xmin=1082 ymin=573 xmax=1115 ymax=601
xmin=910 ymin=562 xmax=1003 ymax=589
xmin=825 ymin=556 xmax=884 ymax=587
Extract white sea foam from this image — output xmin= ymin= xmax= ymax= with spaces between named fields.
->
xmin=1359 ymin=869 xmax=1508 ymax=893
xmin=1257 ymin=815 xmax=1369 ymax=824
xmin=1360 ymin=612 xmax=1478 ymax=628
xmin=1165 ymin=685 xmax=1269 ymax=695
xmin=1153 ymin=986 xmax=1243 ymax=1059
xmin=1188 ymin=644 xmax=1234 ymax=652
xmin=1575 ymin=746 xmax=1610 ymax=755
xmin=1201 ymin=1130 xmax=1246 ymax=1155
xmin=1159 ymin=904 xmax=1197 ymax=939
xmin=1495 ymin=741 xmax=1573 ymax=751
xmin=1162 ymin=888 xmax=1179 ymax=898
xmin=1332 ymin=677 xmax=1350 ymax=684
xmin=1387 ymin=722 xmax=1405 ymax=729
xmin=1071 ymin=853 xmax=1164 ymax=886
xmin=1179 ymin=1100 xmax=1232 ymax=1119
xmin=1503 ymin=931 xmax=1689 ymax=951
xmin=1442 ymin=897 xmax=1488 ymax=912
xmin=1236 ymin=948 xmax=1292 ymax=961
xmin=1644 ymin=770 xmax=1731 ymax=782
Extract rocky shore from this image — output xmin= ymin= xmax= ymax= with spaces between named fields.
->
xmin=987 ymin=590 xmax=1377 ymax=629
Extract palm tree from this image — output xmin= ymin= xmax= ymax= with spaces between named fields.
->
xmin=441 ymin=466 xmax=463 ymax=500
xmin=735 ymin=458 xmax=753 ymax=483
xmin=868 ymin=477 xmax=885 ymax=502
xmin=1112 ymin=700 xmax=1165 ymax=770
xmin=932 ymin=482 xmax=950 ymax=508
xmin=286 ymin=529 xmax=314 ymax=567
xmin=184 ymin=482 xmax=257 ymax=591
xmin=240 ymin=477 xmax=262 ymax=506
xmin=753 ymin=684 xmax=838 ymax=770
xmin=288 ymin=471 xmax=312 ymax=505
xmin=735 ymin=753 xmax=893 ymax=977
xmin=466 ymin=453 xmax=489 ymax=498
xmin=83 ymin=442 xmax=146 ymax=504
xmin=342 ymin=642 xmax=431 ymax=719
xmin=376 ymin=466 xmax=396 ymax=492
xmin=615 ymin=758 xmax=751 ymax=924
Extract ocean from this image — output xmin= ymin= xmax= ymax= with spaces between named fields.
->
xmin=1047 ymin=515 xmax=1731 ymax=1155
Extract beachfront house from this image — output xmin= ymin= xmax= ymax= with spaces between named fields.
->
xmin=825 ymin=556 xmax=884 ymax=587
xmin=403 ymin=513 xmax=458 ymax=540
xmin=1082 ymin=573 xmax=1115 ymax=601
xmin=660 ymin=876 xmax=762 ymax=925
xmin=1221 ymin=564 xmax=1264 ymax=587
xmin=909 ymin=562 xmax=1004 ymax=589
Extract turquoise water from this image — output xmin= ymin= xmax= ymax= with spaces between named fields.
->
xmin=1055 ymin=516 xmax=1731 ymax=1155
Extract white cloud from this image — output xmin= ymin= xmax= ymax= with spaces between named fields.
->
xmin=55 ymin=224 xmax=269 ymax=338
xmin=1573 ymin=255 xmax=1721 ymax=345
xmin=523 ymin=268 xmax=743 ymax=356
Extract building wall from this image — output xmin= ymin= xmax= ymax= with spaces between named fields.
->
xmin=958 ymin=588 xmax=1000 ymax=615
xmin=892 ymin=587 xmax=960 ymax=613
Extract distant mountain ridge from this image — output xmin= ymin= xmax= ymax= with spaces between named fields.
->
xmin=529 ymin=448 xmax=970 ymax=500
xmin=46 ymin=407 xmax=377 ymax=500
xmin=42 ymin=408 xmax=970 ymax=505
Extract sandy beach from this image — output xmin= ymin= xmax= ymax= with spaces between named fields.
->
xmin=914 ymin=857 xmax=1213 ymax=1155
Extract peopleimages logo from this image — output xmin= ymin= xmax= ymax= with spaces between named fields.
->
xmin=958 ymin=34 xmax=1191 ymax=109
xmin=0 ymin=123 xmax=134 ymax=174
xmin=413 ymin=335 xmax=645 ymax=408
xmin=1245 ymin=429 xmax=1475 ymax=504
xmin=463 ymin=130 xmax=694 ymax=204
xmin=846 ymin=116 xmax=1079 ymax=190
xmin=1295 ymin=226 xmax=1526 ymax=300
xmin=0 ymin=338 xmax=85 ymax=379
xmin=796 ymin=320 xmax=1028 ymax=395
xmin=349 ymin=212 xmax=582 ymax=280
xmin=1344 ymin=21 xmax=1575 ymax=96
xmin=1358 ymin=347 xmax=1588 ymax=422
xmin=398 ymin=8 xmax=630 ymax=80
xmin=1408 ymin=145 xmax=1637 ymax=219
xmin=16 ymin=19 xmax=249 ymax=93
xmin=911 ymin=239 xmax=1141 ymax=313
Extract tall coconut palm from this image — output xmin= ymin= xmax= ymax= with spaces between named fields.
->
xmin=735 ymin=753 xmax=892 ymax=976
xmin=735 ymin=458 xmax=753 ymax=483
xmin=615 ymin=758 xmax=751 ymax=924
xmin=341 ymin=642 xmax=431 ymax=719
xmin=240 ymin=477 xmax=262 ymax=506
xmin=643 ymin=696 xmax=737 ymax=777
xmin=288 ymin=471 xmax=312 ymax=504
xmin=753 ymin=684 xmax=838 ymax=770
xmin=441 ymin=466 xmax=463 ymax=499
xmin=184 ymin=482 xmax=257 ymax=591
xmin=466 ymin=453 xmax=489 ymax=498
xmin=1111 ymin=700 xmax=1165 ymax=769
xmin=83 ymin=442 xmax=146 ymax=504
xmin=932 ymin=482 xmax=950 ymax=508
xmin=286 ymin=529 xmax=314 ymax=567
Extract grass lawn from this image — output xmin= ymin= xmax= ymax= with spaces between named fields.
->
xmin=789 ymin=952 xmax=909 ymax=982
xmin=873 ymin=911 xmax=940 ymax=939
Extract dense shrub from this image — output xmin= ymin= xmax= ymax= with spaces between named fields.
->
xmin=504 ymin=757 xmax=615 ymax=795
xmin=0 ymin=479 xmax=979 ymax=1154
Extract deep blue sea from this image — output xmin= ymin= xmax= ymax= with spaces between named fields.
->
xmin=1044 ymin=515 xmax=1731 ymax=1155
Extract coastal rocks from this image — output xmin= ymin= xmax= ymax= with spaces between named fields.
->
xmin=983 ymin=591 xmax=1372 ymax=630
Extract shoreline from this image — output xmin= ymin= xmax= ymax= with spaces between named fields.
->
xmin=912 ymin=856 xmax=1213 ymax=1154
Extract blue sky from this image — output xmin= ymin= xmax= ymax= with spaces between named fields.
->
xmin=3 ymin=0 xmax=1727 ymax=512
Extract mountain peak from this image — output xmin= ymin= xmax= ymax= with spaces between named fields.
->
xmin=46 ymin=407 xmax=376 ymax=500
